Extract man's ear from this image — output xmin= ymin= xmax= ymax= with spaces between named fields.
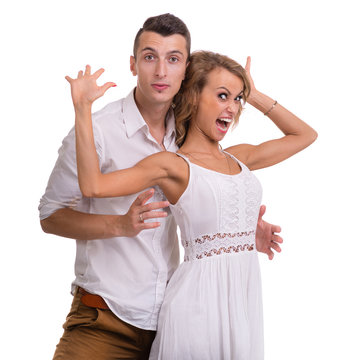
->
xmin=130 ymin=55 xmax=137 ymax=76
xmin=184 ymin=60 xmax=190 ymax=80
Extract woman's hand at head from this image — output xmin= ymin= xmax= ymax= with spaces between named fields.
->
xmin=244 ymin=56 xmax=257 ymax=102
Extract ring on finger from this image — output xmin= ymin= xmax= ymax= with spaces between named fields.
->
xmin=139 ymin=213 xmax=144 ymax=222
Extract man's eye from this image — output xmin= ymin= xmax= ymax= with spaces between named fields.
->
xmin=218 ymin=93 xmax=227 ymax=100
xmin=144 ymin=55 xmax=154 ymax=61
xmin=169 ymin=57 xmax=179 ymax=63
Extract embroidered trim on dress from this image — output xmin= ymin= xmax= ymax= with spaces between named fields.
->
xmin=195 ymin=243 xmax=254 ymax=260
xmin=184 ymin=231 xmax=255 ymax=261
xmin=194 ymin=231 xmax=254 ymax=244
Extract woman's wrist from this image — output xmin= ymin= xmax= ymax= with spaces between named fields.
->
xmin=247 ymin=90 xmax=277 ymax=114
xmin=74 ymin=103 xmax=92 ymax=117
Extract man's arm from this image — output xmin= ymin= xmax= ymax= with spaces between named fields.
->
xmin=40 ymin=188 xmax=169 ymax=240
xmin=255 ymin=205 xmax=283 ymax=260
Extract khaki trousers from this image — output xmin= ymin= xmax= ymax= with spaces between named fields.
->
xmin=53 ymin=288 xmax=156 ymax=360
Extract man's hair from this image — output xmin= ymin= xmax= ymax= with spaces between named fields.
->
xmin=133 ymin=13 xmax=191 ymax=61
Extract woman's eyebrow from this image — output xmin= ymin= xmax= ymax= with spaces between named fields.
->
xmin=216 ymin=86 xmax=230 ymax=92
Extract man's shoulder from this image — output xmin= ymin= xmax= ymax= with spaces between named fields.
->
xmin=92 ymin=98 xmax=124 ymax=122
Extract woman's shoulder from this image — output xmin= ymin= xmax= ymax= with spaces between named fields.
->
xmin=149 ymin=150 xmax=182 ymax=162
xmin=224 ymin=144 xmax=254 ymax=168
xmin=141 ymin=151 xmax=187 ymax=173
xmin=147 ymin=151 xmax=189 ymax=192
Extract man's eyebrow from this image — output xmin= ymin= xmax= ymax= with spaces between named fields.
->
xmin=140 ymin=47 xmax=156 ymax=53
xmin=140 ymin=47 xmax=185 ymax=56
xmin=167 ymin=50 xmax=185 ymax=56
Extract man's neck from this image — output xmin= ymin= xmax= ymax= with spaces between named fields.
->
xmin=134 ymin=89 xmax=172 ymax=147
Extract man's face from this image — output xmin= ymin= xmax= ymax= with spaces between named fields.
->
xmin=130 ymin=31 xmax=188 ymax=108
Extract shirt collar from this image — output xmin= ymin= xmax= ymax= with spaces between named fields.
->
xmin=164 ymin=107 xmax=176 ymax=141
xmin=123 ymin=89 xmax=147 ymax=138
xmin=123 ymin=88 xmax=176 ymax=140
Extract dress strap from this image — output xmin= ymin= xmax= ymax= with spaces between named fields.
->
xmin=175 ymin=152 xmax=192 ymax=166
xmin=222 ymin=150 xmax=249 ymax=172
xmin=169 ymin=152 xmax=192 ymax=208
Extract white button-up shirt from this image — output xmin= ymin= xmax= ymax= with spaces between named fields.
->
xmin=39 ymin=90 xmax=179 ymax=330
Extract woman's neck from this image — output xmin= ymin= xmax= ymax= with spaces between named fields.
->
xmin=179 ymin=128 xmax=222 ymax=158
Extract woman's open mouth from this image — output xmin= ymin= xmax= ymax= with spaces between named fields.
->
xmin=216 ymin=118 xmax=232 ymax=133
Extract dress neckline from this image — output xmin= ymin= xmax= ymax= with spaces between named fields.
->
xmin=176 ymin=151 xmax=243 ymax=177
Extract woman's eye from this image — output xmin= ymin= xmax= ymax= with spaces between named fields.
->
xmin=235 ymin=95 xmax=243 ymax=102
xmin=218 ymin=93 xmax=227 ymax=100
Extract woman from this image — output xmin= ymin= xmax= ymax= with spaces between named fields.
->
xmin=69 ymin=51 xmax=317 ymax=359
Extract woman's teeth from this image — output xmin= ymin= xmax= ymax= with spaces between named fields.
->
xmin=218 ymin=118 xmax=232 ymax=123
xmin=216 ymin=118 xmax=232 ymax=132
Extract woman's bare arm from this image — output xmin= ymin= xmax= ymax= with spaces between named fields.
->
xmin=226 ymin=57 xmax=317 ymax=170
xmin=66 ymin=65 xmax=171 ymax=198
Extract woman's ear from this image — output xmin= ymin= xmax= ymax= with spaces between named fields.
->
xmin=191 ymin=92 xmax=199 ymax=115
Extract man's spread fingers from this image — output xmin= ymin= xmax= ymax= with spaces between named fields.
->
xmin=135 ymin=189 xmax=155 ymax=205
xmin=141 ymin=211 xmax=168 ymax=221
xmin=140 ymin=222 xmax=161 ymax=229
xmin=142 ymin=201 xmax=170 ymax=212
xmin=272 ymin=234 xmax=283 ymax=244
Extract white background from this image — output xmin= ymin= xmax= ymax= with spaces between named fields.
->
xmin=1 ymin=0 xmax=359 ymax=359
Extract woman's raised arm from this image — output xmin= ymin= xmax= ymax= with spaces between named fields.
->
xmin=226 ymin=57 xmax=317 ymax=170
xmin=66 ymin=65 xmax=168 ymax=198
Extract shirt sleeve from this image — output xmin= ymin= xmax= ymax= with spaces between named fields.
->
xmin=38 ymin=124 xmax=103 ymax=220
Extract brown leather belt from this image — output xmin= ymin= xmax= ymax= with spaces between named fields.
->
xmin=78 ymin=287 xmax=109 ymax=310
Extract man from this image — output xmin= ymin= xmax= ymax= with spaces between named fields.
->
xmin=39 ymin=13 xmax=282 ymax=360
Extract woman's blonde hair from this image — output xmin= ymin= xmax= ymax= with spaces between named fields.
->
xmin=174 ymin=51 xmax=251 ymax=147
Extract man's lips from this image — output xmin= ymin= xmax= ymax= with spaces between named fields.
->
xmin=151 ymin=83 xmax=170 ymax=91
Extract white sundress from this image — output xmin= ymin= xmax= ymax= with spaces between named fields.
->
xmin=149 ymin=152 xmax=264 ymax=360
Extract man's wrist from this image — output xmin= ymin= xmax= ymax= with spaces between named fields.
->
xmin=105 ymin=214 xmax=126 ymax=238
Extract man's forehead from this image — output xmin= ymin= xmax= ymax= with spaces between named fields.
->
xmin=137 ymin=31 xmax=187 ymax=55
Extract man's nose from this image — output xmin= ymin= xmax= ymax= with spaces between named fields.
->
xmin=155 ymin=59 xmax=166 ymax=78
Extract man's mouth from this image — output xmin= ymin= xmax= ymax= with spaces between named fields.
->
xmin=216 ymin=118 xmax=232 ymax=133
xmin=152 ymin=83 xmax=169 ymax=91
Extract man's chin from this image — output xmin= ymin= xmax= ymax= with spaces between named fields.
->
xmin=150 ymin=92 xmax=175 ymax=106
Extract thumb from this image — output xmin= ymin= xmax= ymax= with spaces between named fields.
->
xmin=258 ymin=204 xmax=266 ymax=220
xmin=100 ymin=82 xmax=117 ymax=95
xmin=245 ymin=56 xmax=251 ymax=73
xmin=65 ymin=75 xmax=73 ymax=84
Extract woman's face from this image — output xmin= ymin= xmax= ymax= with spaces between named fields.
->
xmin=192 ymin=67 xmax=244 ymax=142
